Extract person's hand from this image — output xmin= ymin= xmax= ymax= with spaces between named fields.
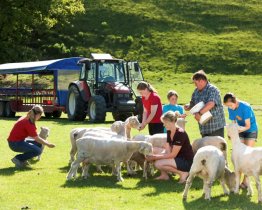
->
xmin=180 ymin=114 xmax=187 ymax=118
xmin=145 ymin=155 xmax=155 ymax=161
xmin=47 ymin=143 xmax=55 ymax=148
xmin=194 ymin=113 xmax=201 ymax=122
xmin=184 ymin=104 xmax=190 ymax=111
xmin=139 ymin=123 xmax=146 ymax=131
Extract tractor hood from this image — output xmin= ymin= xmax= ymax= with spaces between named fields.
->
xmin=105 ymin=82 xmax=131 ymax=94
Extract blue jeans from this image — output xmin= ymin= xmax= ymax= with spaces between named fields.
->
xmin=8 ymin=140 xmax=42 ymax=161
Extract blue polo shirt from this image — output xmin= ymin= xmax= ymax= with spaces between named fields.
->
xmin=228 ymin=101 xmax=258 ymax=132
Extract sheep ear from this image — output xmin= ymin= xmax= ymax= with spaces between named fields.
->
xmin=40 ymin=126 xmax=43 ymax=129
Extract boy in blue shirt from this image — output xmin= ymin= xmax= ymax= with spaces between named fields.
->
xmin=163 ymin=90 xmax=186 ymax=132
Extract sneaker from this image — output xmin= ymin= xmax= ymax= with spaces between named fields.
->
xmin=11 ymin=157 xmax=24 ymax=168
xmin=23 ymin=160 xmax=31 ymax=168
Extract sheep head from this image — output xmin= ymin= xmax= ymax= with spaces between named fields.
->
xmin=225 ymin=123 xmax=239 ymax=140
xmin=126 ymin=116 xmax=140 ymax=129
xmin=39 ymin=126 xmax=50 ymax=139
xmin=139 ymin=142 xmax=153 ymax=155
xmin=224 ymin=167 xmax=236 ymax=192
xmin=111 ymin=121 xmax=124 ymax=134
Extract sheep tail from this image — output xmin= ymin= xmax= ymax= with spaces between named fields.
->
xmin=201 ymin=159 xmax=206 ymax=165
xmin=220 ymin=142 xmax=227 ymax=151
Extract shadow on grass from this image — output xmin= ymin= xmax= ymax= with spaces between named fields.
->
xmin=0 ymin=166 xmax=34 ymax=176
xmin=135 ymin=175 xmax=204 ymax=196
xmin=59 ymin=165 xmax=134 ymax=190
xmin=182 ymin=190 xmax=262 ymax=210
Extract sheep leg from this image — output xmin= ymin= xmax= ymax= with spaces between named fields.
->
xmin=96 ymin=165 xmax=104 ymax=173
xmin=143 ymin=161 xmax=148 ymax=180
xmin=37 ymin=145 xmax=44 ymax=161
xmin=253 ymin=174 xmax=262 ymax=203
xmin=81 ymin=162 xmax=91 ymax=179
xmin=205 ymin=179 xmax=213 ymax=200
xmin=67 ymin=158 xmax=83 ymax=180
xmin=182 ymin=173 xmax=194 ymax=200
xmin=234 ymin=170 xmax=241 ymax=194
xmin=220 ymin=175 xmax=229 ymax=195
xmin=126 ymin=161 xmax=136 ymax=175
xmin=115 ymin=162 xmax=124 ymax=182
xmin=69 ymin=147 xmax=77 ymax=163
xmin=245 ymin=175 xmax=253 ymax=196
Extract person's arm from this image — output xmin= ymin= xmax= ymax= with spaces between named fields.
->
xmin=140 ymin=104 xmax=158 ymax=130
xmin=146 ymin=143 xmax=181 ymax=161
xmin=33 ymin=135 xmax=55 ymax=148
xmin=238 ymin=118 xmax=251 ymax=133
xmin=140 ymin=106 xmax=148 ymax=130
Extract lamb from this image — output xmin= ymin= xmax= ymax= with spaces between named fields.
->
xmin=37 ymin=126 xmax=50 ymax=160
xmin=25 ymin=126 xmax=50 ymax=160
xmin=226 ymin=123 xmax=262 ymax=203
xmin=182 ymin=145 xmax=230 ymax=201
xmin=66 ymin=137 xmax=153 ymax=182
xmin=130 ymin=133 xmax=167 ymax=179
xmin=69 ymin=115 xmax=140 ymax=163
xmin=191 ymin=136 xmax=228 ymax=164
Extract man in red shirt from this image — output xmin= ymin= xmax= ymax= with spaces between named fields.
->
xmin=7 ymin=105 xmax=55 ymax=168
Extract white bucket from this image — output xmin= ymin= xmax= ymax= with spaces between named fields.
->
xmin=199 ymin=111 xmax=212 ymax=125
xmin=190 ymin=101 xmax=205 ymax=114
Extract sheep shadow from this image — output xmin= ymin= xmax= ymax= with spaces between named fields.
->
xmin=182 ymin=191 xmax=262 ymax=210
xmin=60 ymin=165 xmax=136 ymax=190
xmin=135 ymin=175 xmax=204 ymax=197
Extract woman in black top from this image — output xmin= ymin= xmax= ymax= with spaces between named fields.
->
xmin=146 ymin=111 xmax=194 ymax=183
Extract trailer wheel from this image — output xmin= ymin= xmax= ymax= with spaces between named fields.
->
xmin=67 ymin=85 xmax=87 ymax=121
xmin=112 ymin=112 xmax=132 ymax=121
xmin=0 ymin=101 xmax=6 ymax=117
xmin=53 ymin=110 xmax=62 ymax=118
xmin=44 ymin=112 xmax=53 ymax=118
xmin=5 ymin=102 xmax=16 ymax=117
xmin=88 ymin=96 xmax=106 ymax=123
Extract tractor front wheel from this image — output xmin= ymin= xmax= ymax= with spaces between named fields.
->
xmin=88 ymin=96 xmax=106 ymax=123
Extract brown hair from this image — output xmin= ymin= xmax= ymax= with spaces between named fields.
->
xmin=192 ymin=70 xmax=208 ymax=81
xmin=137 ymin=81 xmax=156 ymax=93
xmin=223 ymin=93 xmax=237 ymax=104
xmin=27 ymin=105 xmax=44 ymax=123
xmin=167 ymin=90 xmax=178 ymax=100
xmin=161 ymin=111 xmax=180 ymax=123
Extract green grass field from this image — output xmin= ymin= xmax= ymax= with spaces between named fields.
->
xmin=1 ymin=73 xmax=262 ymax=209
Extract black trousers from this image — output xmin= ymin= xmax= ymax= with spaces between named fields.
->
xmin=148 ymin=123 xmax=164 ymax=135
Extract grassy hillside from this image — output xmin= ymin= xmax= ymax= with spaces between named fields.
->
xmin=40 ymin=0 xmax=262 ymax=74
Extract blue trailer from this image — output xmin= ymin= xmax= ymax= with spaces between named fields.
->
xmin=0 ymin=57 xmax=83 ymax=118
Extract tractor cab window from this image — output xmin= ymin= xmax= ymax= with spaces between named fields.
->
xmin=98 ymin=62 xmax=125 ymax=83
xmin=87 ymin=63 xmax=96 ymax=81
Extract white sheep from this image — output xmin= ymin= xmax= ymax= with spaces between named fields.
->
xmin=67 ymin=137 xmax=153 ymax=182
xmin=183 ymin=145 xmax=229 ymax=200
xmin=191 ymin=136 xmax=228 ymax=164
xmin=69 ymin=115 xmax=141 ymax=163
xmin=226 ymin=123 xmax=262 ymax=203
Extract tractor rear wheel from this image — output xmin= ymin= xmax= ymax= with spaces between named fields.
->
xmin=5 ymin=101 xmax=16 ymax=117
xmin=44 ymin=112 xmax=53 ymax=118
xmin=88 ymin=96 xmax=106 ymax=123
xmin=67 ymin=85 xmax=87 ymax=121
xmin=0 ymin=101 xmax=6 ymax=117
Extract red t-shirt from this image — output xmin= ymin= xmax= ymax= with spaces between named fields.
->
xmin=142 ymin=92 xmax=162 ymax=123
xmin=7 ymin=116 xmax=38 ymax=142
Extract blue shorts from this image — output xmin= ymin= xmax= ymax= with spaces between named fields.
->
xmin=175 ymin=157 xmax=192 ymax=172
xmin=239 ymin=131 xmax=257 ymax=141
